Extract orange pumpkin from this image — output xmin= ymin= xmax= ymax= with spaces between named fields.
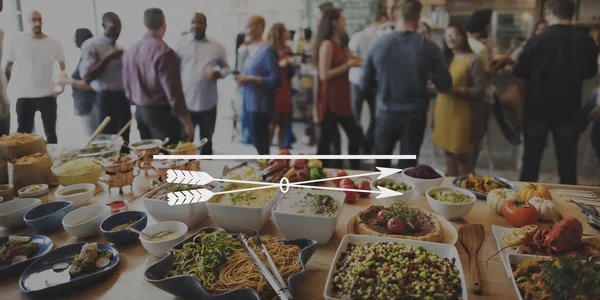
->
xmin=518 ymin=183 xmax=551 ymax=202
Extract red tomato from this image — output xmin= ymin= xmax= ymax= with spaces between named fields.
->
xmin=343 ymin=190 xmax=359 ymax=204
xmin=333 ymin=170 xmax=348 ymax=187
xmin=502 ymin=200 xmax=538 ymax=227
xmin=279 ymin=149 xmax=291 ymax=155
xmin=357 ymin=181 xmax=371 ymax=198
xmin=387 ymin=216 xmax=406 ymax=234
xmin=340 ymin=179 xmax=356 ymax=189
xmin=376 ymin=210 xmax=391 ymax=225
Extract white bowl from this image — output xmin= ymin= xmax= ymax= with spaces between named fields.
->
xmin=401 ymin=167 xmax=445 ymax=195
xmin=18 ymin=184 xmax=49 ymax=201
xmin=508 ymin=253 xmax=550 ymax=300
xmin=425 ymin=187 xmax=476 ymax=220
xmin=207 ymin=185 xmax=282 ymax=234
xmin=370 ymin=175 xmax=416 ymax=206
xmin=323 ymin=234 xmax=468 ymax=300
xmin=0 ymin=198 xmax=41 ymax=229
xmin=55 ymin=183 xmax=96 ymax=209
xmin=62 ymin=204 xmax=110 ymax=238
xmin=142 ymin=184 xmax=209 ymax=228
xmin=272 ymin=189 xmax=344 ymax=245
xmin=140 ymin=221 xmax=188 ymax=257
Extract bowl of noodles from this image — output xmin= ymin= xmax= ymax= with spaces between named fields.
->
xmin=51 ymin=158 xmax=104 ymax=186
xmin=144 ymin=227 xmax=318 ymax=300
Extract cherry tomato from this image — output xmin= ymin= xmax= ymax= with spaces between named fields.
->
xmin=340 ymin=178 xmax=356 ymax=189
xmin=376 ymin=210 xmax=391 ymax=225
xmin=410 ymin=216 xmax=422 ymax=231
xmin=333 ymin=170 xmax=348 ymax=187
xmin=357 ymin=181 xmax=371 ymax=198
xmin=387 ymin=216 xmax=406 ymax=234
xmin=343 ymin=190 xmax=359 ymax=204
xmin=502 ymin=200 xmax=538 ymax=227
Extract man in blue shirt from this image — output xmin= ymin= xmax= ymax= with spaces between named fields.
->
xmin=360 ymin=0 xmax=452 ymax=169
xmin=80 ymin=12 xmax=131 ymax=147
xmin=176 ymin=13 xmax=229 ymax=155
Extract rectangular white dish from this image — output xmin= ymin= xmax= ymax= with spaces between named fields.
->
xmin=272 ymin=188 xmax=345 ymax=245
xmin=142 ymin=183 xmax=209 ymax=228
xmin=206 ymin=184 xmax=282 ymax=233
xmin=508 ymin=253 xmax=551 ymax=300
xmin=323 ymin=234 xmax=468 ymax=300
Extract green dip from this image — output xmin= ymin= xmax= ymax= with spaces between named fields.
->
xmin=430 ymin=190 xmax=472 ymax=203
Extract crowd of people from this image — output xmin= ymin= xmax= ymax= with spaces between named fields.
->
xmin=0 ymin=0 xmax=598 ymax=185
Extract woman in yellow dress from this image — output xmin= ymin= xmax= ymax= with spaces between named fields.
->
xmin=433 ymin=25 xmax=487 ymax=176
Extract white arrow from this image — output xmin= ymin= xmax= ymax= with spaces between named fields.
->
xmin=286 ymin=184 xmax=403 ymax=199
xmin=283 ymin=167 xmax=403 ymax=186
xmin=168 ymin=189 xmax=215 ymax=206
xmin=166 ymin=170 xmax=279 ymax=187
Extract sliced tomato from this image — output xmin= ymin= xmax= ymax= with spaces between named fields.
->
xmin=376 ymin=210 xmax=391 ymax=225
xmin=503 ymin=199 xmax=538 ymax=227
xmin=387 ymin=216 xmax=406 ymax=234
xmin=343 ymin=190 xmax=359 ymax=204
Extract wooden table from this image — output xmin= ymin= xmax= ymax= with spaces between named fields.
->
xmin=1 ymin=162 xmax=599 ymax=300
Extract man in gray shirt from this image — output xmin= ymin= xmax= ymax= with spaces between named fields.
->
xmin=360 ymin=0 xmax=452 ymax=169
xmin=80 ymin=12 xmax=131 ymax=146
xmin=176 ymin=13 xmax=229 ymax=155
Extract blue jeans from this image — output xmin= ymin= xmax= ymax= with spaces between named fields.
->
xmin=247 ymin=111 xmax=271 ymax=155
xmin=374 ymin=110 xmax=427 ymax=169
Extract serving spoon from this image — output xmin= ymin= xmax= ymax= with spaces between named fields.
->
xmin=125 ymin=227 xmax=171 ymax=240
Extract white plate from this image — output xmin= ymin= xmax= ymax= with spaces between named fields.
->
xmin=323 ymin=234 xmax=468 ymax=300
xmin=492 ymin=224 xmax=600 ymax=278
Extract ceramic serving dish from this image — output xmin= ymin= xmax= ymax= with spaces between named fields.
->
xmin=144 ymin=227 xmax=318 ymax=300
xmin=323 ymin=234 xmax=468 ymax=300
xmin=23 ymin=201 xmax=73 ymax=233
xmin=0 ymin=198 xmax=41 ymax=230
xmin=401 ymin=167 xmax=445 ymax=195
xmin=100 ymin=211 xmax=147 ymax=245
xmin=370 ymin=175 xmax=416 ymax=206
xmin=426 ymin=187 xmax=477 ymax=220
xmin=142 ymin=183 xmax=210 ymax=228
xmin=272 ymin=189 xmax=345 ymax=245
xmin=0 ymin=234 xmax=53 ymax=277
xmin=19 ymin=243 xmax=119 ymax=296
xmin=452 ymin=174 xmax=517 ymax=199
xmin=139 ymin=221 xmax=188 ymax=257
xmin=54 ymin=183 xmax=96 ymax=209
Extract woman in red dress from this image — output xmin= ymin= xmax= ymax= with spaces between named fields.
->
xmin=313 ymin=8 xmax=362 ymax=169
xmin=268 ymin=23 xmax=293 ymax=150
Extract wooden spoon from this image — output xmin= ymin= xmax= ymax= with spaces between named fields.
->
xmin=458 ymin=224 xmax=485 ymax=294
xmin=86 ymin=116 xmax=111 ymax=147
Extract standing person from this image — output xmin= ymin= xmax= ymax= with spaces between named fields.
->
xmin=70 ymin=28 xmax=97 ymax=136
xmin=267 ymin=23 xmax=293 ymax=150
xmin=314 ymin=8 xmax=363 ymax=169
xmin=515 ymin=0 xmax=598 ymax=185
xmin=348 ymin=11 xmax=389 ymax=154
xmin=122 ymin=8 xmax=194 ymax=144
xmin=176 ymin=13 xmax=229 ymax=155
xmin=235 ymin=15 xmax=281 ymax=155
xmin=0 ymin=0 xmax=10 ymax=136
xmin=79 ymin=13 xmax=130 ymax=144
xmin=234 ymin=32 xmax=251 ymax=144
xmin=5 ymin=10 xmax=66 ymax=144
xmin=361 ymin=0 xmax=452 ymax=169
xmin=510 ymin=20 xmax=548 ymax=62
xmin=433 ymin=25 xmax=487 ymax=176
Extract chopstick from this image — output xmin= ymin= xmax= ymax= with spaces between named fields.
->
xmin=239 ymin=234 xmax=291 ymax=300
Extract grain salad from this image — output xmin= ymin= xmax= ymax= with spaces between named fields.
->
xmin=330 ymin=242 xmax=462 ymax=299
xmin=275 ymin=189 xmax=340 ymax=217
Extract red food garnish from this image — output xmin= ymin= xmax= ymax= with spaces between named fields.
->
xmin=357 ymin=180 xmax=371 ymax=197
xmin=333 ymin=170 xmax=348 ymax=187
xmin=386 ymin=216 xmax=406 ymax=234
xmin=376 ymin=210 xmax=391 ymax=226
xmin=405 ymin=165 xmax=441 ymax=179
xmin=343 ymin=190 xmax=358 ymax=204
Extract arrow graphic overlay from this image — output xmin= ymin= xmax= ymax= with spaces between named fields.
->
xmin=164 ymin=169 xmax=404 ymax=205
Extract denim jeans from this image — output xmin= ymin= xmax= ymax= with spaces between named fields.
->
xmin=317 ymin=110 xmax=361 ymax=169
xmin=190 ymin=107 xmax=217 ymax=155
xmin=16 ymin=97 xmax=58 ymax=144
xmin=97 ymin=91 xmax=131 ymax=146
xmin=247 ymin=111 xmax=271 ymax=155
xmin=374 ymin=110 xmax=427 ymax=169
xmin=351 ymin=84 xmax=376 ymax=153
xmin=520 ymin=115 xmax=580 ymax=185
